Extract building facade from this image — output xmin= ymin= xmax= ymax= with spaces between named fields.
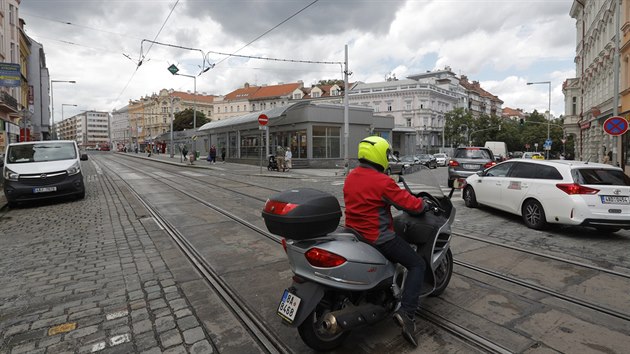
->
xmin=111 ymin=104 xmax=129 ymax=150
xmin=57 ymin=110 xmax=109 ymax=148
xmin=0 ymin=0 xmax=23 ymax=152
xmin=565 ymin=0 xmax=628 ymax=169
xmin=348 ymin=68 xmax=471 ymax=155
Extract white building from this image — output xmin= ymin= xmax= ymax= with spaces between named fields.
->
xmin=58 ymin=110 xmax=110 ymax=148
xmin=565 ymin=0 xmax=623 ymax=162
xmin=111 ymin=105 xmax=130 ymax=150
xmin=348 ymin=68 xmax=468 ymax=155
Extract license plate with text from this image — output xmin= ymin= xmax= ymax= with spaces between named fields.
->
xmin=33 ymin=187 xmax=57 ymax=193
xmin=277 ymin=289 xmax=301 ymax=323
xmin=601 ymin=195 xmax=630 ymax=204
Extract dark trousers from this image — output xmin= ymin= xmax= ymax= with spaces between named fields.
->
xmin=376 ymin=236 xmax=426 ymax=316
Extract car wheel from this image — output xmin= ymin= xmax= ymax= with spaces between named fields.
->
xmin=594 ymin=226 xmax=621 ymax=233
xmin=463 ymin=186 xmax=478 ymax=208
xmin=522 ymin=199 xmax=547 ymax=230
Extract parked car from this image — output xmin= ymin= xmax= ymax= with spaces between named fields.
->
xmin=462 ymin=159 xmax=630 ymax=232
xmin=433 ymin=153 xmax=448 ymax=167
xmin=386 ymin=155 xmax=407 ymax=175
xmin=399 ymin=155 xmax=419 ymax=166
xmin=416 ymin=154 xmax=437 ymax=169
xmin=447 ymin=147 xmax=496 ymax=187
xmin=2 ymin=140 xmax=88 ymax=207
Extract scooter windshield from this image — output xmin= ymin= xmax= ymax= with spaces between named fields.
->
xmin=394 ymin=165 xmax=454 ymax=221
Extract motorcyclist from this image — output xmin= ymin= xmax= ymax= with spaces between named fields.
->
xmin=343 ymin=136 xmax=426 ymax=347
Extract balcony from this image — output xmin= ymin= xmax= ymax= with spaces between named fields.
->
xmin=0 ymin=91 xmax=18 ymax=113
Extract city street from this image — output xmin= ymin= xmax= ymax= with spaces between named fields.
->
xmin=1 ymin=153 xmax=629 ymax=353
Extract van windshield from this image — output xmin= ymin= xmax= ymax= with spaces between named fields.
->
xmin=7 ymin=143 xmax=77 ymax=163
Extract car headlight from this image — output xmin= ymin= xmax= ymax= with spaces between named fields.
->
xmin=3 ymin=167 xmax=19 ymax=181
xmin=66 ymin=161 xmax=81 ymax=176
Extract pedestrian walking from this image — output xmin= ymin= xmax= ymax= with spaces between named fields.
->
xmin=276 ymin=145 xmax=285 ymax=171
xmin=285 ymin=146 xmax=292 ymax=171
xmin=182 ymin=146 xmax=188 ymax=163
xmin=208 ymin=145 xmax=217 ymax=164
xmin=221 ymin=147 xmax=226 ymax=163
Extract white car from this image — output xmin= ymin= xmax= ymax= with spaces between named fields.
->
xmin=434 ymin=153 xmax=448 ymax=167
xmin=462 ymin=159 xmax=630 ymax=233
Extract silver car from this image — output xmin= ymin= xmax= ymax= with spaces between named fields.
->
xmin=434 ymin=153 xmax=448 ymax=167
xmin=447 ymin=147 xmax=495 ymax=187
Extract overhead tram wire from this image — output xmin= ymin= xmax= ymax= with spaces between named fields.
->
xmin=113 ymin=0 xmax=181 ymax=105
xmin=211 ymin=0 xmax=320 ymax=67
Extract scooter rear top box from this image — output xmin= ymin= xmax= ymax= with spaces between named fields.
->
xmin=262 ymin=188 xmax=342 ymax=240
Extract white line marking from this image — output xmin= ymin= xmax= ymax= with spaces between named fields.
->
xmin=109 ymin=333 xmax=131 ymax=346
xmin=106 ymin=310 xmax=128 ymax=321
xmin=91 ymin=342 xmax=106 ymax=352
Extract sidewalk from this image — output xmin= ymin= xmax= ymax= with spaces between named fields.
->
xmin=119 ymin=151 xmax=345 ymax=178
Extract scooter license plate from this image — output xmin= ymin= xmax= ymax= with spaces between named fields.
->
xmin=276 ymin=289 xmax=301 ymax=323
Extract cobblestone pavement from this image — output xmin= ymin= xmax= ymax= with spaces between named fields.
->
xmin=0 ymin=162 xmax=215 ymax=353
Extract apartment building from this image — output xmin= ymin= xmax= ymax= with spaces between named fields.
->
xmin=565 ymin=0 xmax=628 ymax=167
xmin=123 ymin=89 xmax=216 ymax=151
xmin=111 ymin=104 xmax=129 ymax=150
xmin=57 ymin=110 xmax=109 ymax=148
xmin=0 ymin=0 xmax=23 ymax=152
xmin=459 ymin=75 xmax=503 ymax=118
xmin=348 ymin=68 xmax=471 ymax=155
xmin=213 ymin=82 xmax=303 ymax=120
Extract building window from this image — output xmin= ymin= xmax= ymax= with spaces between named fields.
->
xmin=293 ymin=93 xmax=302 ymax=99
xmin=387 ymin=103 xmax=392 ymax=112
xmin=312 ymin=126 xmax=340 ymax=158
xmin=312 ymin=91 xmax=320 ymax=98
xmin=406 ymin=119 xmax=411 ymax=127
xmin=405 ymin=101 xmax=412 ymax=110
xmin=331 ymin=89 xmax=339 ymax=96
xmin=572 ymin=97 xmax=577 ymax=116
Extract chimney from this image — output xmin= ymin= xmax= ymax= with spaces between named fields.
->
xmin=244 ymin=82 xmax=250 ymax=88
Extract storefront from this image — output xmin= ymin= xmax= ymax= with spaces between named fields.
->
xmin=197 ymin=101 xmax=394 ymax=168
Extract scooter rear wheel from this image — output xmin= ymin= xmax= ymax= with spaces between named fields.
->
xmin=429 ymin=248 xmax=453 ymax=297
xmin=298 ymin=302 xmax=350 ymax=351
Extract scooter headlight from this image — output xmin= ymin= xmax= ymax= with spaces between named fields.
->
xmin=66 ymin=161 xmax=81 ymax=176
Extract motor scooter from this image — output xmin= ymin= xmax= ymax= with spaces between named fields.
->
xmin=262 ymin=167 xmax=456 ymax=350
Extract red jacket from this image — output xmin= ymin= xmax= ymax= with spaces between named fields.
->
xmin=343 ymin=165 xmax=424 ymax=244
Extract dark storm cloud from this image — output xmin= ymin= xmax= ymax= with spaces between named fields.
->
xmin=183 ymin=0 xmax=407 ymax=41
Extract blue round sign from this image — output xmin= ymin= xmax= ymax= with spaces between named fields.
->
xmin=603 ymin=116 xmax=629 ymax=136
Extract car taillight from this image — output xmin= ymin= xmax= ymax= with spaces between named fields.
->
xmin=448 ymin=160 xmax=459 ymax=167
xmin=281 ymin=238 xmax=287 ymax=253
xmin=263 ymin=200 xmax=298 ymax=215
xmin=304 ymin=248 xmax=346 ymax=268
xmin=483 ymin=161 xmax=496 ymax=168
xmin=556 ymin=183 xmax=600 ymax=195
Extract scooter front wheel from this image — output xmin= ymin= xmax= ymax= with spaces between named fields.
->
xmin=429 ymin=248 xmax=453 ymax=297
xmin=298 ymin=302 xmax=350 ymax=351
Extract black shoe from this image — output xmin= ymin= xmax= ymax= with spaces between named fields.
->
xmin=393 ymin=310 xmax=418 ymax=347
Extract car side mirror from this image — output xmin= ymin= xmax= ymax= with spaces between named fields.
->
xmin=476 ymin=171 xmax=484 ymax=177
xmin=80 ymin=154 xmax=88 ymax=161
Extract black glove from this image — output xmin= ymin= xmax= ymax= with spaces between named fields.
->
xmin=422 ymin=197 xmax=436 ymax=213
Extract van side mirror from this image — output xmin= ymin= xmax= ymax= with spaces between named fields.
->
xmin=80 ymin=154 xmax=88 ymax=161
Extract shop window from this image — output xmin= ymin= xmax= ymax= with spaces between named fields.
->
xmin=313 ymin=126 xmax=340 ymax=158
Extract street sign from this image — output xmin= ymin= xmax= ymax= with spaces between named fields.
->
xmin=258 ymin=114 xmax=269 ymax=126
xmin=545 ymin=138 xmax=552 ymax=145
xmin=603 ymin=116 xmax=628 ymax=136
xmin=167 ymin=64 xmax=179 ymax=75
xmin=0 ymin=63 xmax=21 ymax=87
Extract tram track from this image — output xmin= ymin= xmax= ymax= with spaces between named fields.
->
xmin=97 ymin=154 xmax=630 ymax=352
xmin=95 ymin=158 xmax=291 ymax=354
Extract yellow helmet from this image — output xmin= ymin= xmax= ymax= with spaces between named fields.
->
xmin=358 ymin=136 xmax=391 ymax=171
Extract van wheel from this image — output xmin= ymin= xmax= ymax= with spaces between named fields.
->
xmin=7 ymin=201 xmax=17 ymax=208
xmin=522 ymin=199 xmax=547 ymax=230
xmin=463 ymin=186 xmax=478 ymax=208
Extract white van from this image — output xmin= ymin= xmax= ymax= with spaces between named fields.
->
xmin=484 ymin=141 xmax=508 ymax=162
xmin=2 ymin=140 xmax=88 ymax=207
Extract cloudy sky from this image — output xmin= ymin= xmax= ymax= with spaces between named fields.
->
xmin=20 ymin=0 xmax=575 ymax=119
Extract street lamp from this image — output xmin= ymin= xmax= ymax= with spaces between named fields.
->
xmin=50 ymin=80 xmax=76 ymax=140
xmin=527 ymin=81 xmax=551 ymax=159
xmin=60 ymin=104 xmax=78 ymax=140
xmin=168 ymin=65 xmax=198 ymax=159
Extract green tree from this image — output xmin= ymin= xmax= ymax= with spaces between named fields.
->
xmin=173 ymin=109 xmax=209 ymax=131
xmin=318 ymin=79 xmax=345 ymax=86
xmin=444 ymin=108 xmax=474 ymax=147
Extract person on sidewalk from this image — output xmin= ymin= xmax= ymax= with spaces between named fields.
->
xmin=208 ymin=145 xmax=217 ymax=164
xmin=343 ymin=136 xmax=427 ymax=347
xmin=275 ymin=145 xmax=285 ymax=172
xmin=221 ymin=147 xmax=226 ymax=163
xmin=182 ymin=146 xmax=188 ymax=162
xmin=284 ymin=146 xmax=292 ymax=171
